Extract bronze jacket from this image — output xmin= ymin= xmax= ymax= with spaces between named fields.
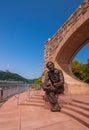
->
xmin=44 ymin=68 xmax=64 ymax=93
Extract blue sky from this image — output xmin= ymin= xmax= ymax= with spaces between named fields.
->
xmin=0 ymin=0 xmax=89 ymax=79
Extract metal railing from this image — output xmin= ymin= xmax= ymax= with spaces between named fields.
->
xmin=0 ymin=81 xmax=29 ymax=101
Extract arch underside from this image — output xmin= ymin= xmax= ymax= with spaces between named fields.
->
xmin=43 ymin=2 xmax=89 ymax=94
xmin=56 ymin=19 xmax=89 ymax=81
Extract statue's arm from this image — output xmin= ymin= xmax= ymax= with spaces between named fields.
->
xmin=44 ymin=72 xmax=50 ymax=84
xmin=42 ymin=72 xmax=56 ymax=91
xmin=41 ymin=72 xmax=51 ymax=91
xmin=54 ymin=70 xmax=64 ymax=87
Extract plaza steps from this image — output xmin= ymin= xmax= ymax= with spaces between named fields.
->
xmin=16 ymin=90 xmax=89 ymax=128
xmin=19 ymin=91 xmax=45 ymax=107
xmin=61 ymin=99 xmax=89 ymax=128
xmin=0 ymin=90 xmax=89 ymax=130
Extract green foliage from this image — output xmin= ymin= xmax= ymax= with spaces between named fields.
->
xmin=34 ymin=77 xmax=42 ymax=84
xmin=32 ymin=84 xmax=41 ymax=90
xmin=28 ymin=79 xmax=37 ymax=84
xmin=31 ymin=77 xmax=42 ymax=90
xmin=0 ymin=71 xmax=29 ymax=83
xmin=0 ymin=71 xmax=42 ymax=86
xmin=82 ymin=59 xmax=89 ymax=83
xmin=71 ymin=59 xmax=89 ymax=83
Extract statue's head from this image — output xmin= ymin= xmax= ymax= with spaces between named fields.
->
xmin=46 ymin=61 xmax=54 ymax=71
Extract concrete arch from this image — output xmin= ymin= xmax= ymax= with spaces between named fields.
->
xmin=55 ymin=19 xmax=89 ymax=79
xmin=43 ymin=1 xmax=89 ymax=94
xmin=54 ymin=18 xmax=89 ymax=94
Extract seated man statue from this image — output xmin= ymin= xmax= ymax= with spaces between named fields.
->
xmin=42 ymin=61 xmax=64 ymax=112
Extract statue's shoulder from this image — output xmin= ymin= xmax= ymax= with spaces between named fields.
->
xmin=46 ymin=71 xmax=49 ymax=76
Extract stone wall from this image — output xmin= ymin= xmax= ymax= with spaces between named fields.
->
xmin=43 ymin=0 xmax=89 ymax=77
xmin=43 ymin=0 xmax=89 ymax=72
xmin=42 ymin=0 xmax=89 ymax=94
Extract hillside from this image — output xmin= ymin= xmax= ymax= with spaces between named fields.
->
xmin=0 ymin=71 xmax=29 ymax=83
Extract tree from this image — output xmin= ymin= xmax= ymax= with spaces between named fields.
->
xmin=83 ymin=59 xmax=89 ymax=83
xmin=32 ymin=77 xmax=42 ymax=90
xmin=34 ymin=77 xmax=42 ymax=84
xmin=71 ymin=59 xmax=89 ymax=83
xmin=71 ymin=60 xmax=84 ymax=80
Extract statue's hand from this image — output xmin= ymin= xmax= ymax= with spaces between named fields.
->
xmin=53 ymin=82 xmax=63 ymax=88
xmin=49 ymin=86 xmax=56 ymax=91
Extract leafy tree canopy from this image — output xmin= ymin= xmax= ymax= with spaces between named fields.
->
xmin=34 ymin=77 xmax=42 ymax=84
xmin=71 ymin=59 xmax=89 ymax=83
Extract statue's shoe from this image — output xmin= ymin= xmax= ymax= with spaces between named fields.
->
xmin=51 ymin=107 xmax=61 ymax=112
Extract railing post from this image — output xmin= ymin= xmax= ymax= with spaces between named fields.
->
xmin=19 ymin=105 xmax=22 ymax=130
xmin=14 ymin=94 xmax=20 ymax=105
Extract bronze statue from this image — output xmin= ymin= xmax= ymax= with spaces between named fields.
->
xmin=42 ymin=61 xmax=64 ymax=112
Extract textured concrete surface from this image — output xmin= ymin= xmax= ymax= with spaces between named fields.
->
xmin=0 ymin=90 xmax=89 ymax=130
xmin=42 ymin=0 xmax=89 ymax=94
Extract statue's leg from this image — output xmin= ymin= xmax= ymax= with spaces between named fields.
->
xmin=46 ymin=91 xmax=61 ymax=112
xmin=54 ymin=90 xmax=62 ymax=110
xmin=46 ymin=91 xmax=56 ymax=103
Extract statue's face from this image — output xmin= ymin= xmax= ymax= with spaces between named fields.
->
xmin=47 ymin=62 xmax=54 ymax=71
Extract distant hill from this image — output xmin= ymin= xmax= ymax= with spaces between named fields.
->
xmin=27 ymin=79 xmax=37 ymax=84
xmin=0 ymin=71 xmax=29 ymax=83
xmin=0 ymin=71 xmax=41 ymax=84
